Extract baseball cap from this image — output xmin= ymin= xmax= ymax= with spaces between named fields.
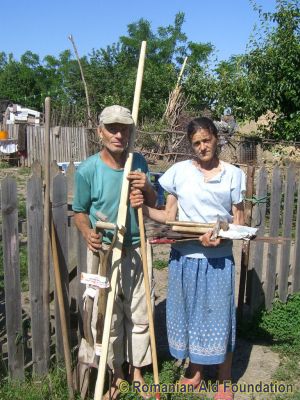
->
xmin=99 ymin=105 xmax=134 ymax=125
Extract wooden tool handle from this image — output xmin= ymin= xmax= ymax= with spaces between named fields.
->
xmin=166 ymin=220 xmax=215 ymax=228
xmin=172 ymin=225 xmax=211 ymax=234
xmin=95 ymin=221 xmax=116 ymax=230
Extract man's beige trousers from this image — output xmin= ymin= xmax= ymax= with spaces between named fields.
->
xmin=86 ymin=243 xmax=154 ymax=370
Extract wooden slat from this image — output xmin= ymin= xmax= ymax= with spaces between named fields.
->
xmin=50 ymin=161 xmax=59 ymax=203
xmin=65 ymin=127 xmax=69 ymax=161
xmin=32 ymin=126 xmax=36 ymax=162
xmin=238 ymin=165 xmax=255 ymax=320
xmin=84 ymin=128 xmax=89 ymax=159
xmin=39 ymin=126 xmax=44 ymax=163
xmin=265 ymin=165 xmax=282 ymax=308
xmin=31 ymin=160 xmax=42 ymax=177
xmin=279 ymin=164 xmax=296 ymax=301
xmin=250 ymin=165 xmax=268 ymax=314
xmin=50 ymin=127 xmax=54 ymax=162
xmin=1 ymin=177 xmax=25 ymax=379
xmin=292 ymin=177 xmax=300 ymax=293
xmin=28 ymin=126 xmax=33 ymax=166
xmin=66 ymin=161 xmax=75 ymax=203
xmin=52 ymin=174 xmax=70 ymax=360
xmin=66 ymin=162 xmax=77 ymax=320
xmin=76 ymin=228 xmax=87 ymax=341
xmin=38 ymin=126 xmax=42 ymax=162
xmin=27 ymin=173 xmax=46 ymax=374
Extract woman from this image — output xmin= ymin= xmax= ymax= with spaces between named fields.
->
xmin=131 ymin=117 xmax=245 ymax=400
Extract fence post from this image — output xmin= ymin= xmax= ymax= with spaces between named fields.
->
xmin=27 ymin=167 xmax=47 ymax=375
xmin=265 ymin=165 xmax=282 ymax=309
xmin=292 ymin=177 xmax=300 ymax=293
xmin=237 ymin=165 xmax=255 ymax=320
xmin=52 ymin=173 xmax=70 ymax=360
xmin=279 ymin=164 xmax=296 ymax=302
xmin=249 ymin=165 xmax=268 ymax=314
xmin=66 ymin=162 xmax=78 ymax=335
xmin=1 ymin=177 xmax=25 ymax=379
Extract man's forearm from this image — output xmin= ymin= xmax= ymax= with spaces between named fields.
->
xmin=74 ymin=212 xmax=91 ymax=240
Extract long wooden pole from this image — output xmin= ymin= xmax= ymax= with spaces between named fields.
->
xmin=132 ymin=41 xmax=160 ymax=399
xmin=42 ymin=96 xmax=51 ymax=372
xmin=137 ymin=209 xmax=160 ymax=399
xmin=51 ymin=222 xmax=74 ymax=400
xmin=68 ymin=34 xmax=92 ymax=128
xmin=93 ymin=41 xmax=147 ymax=400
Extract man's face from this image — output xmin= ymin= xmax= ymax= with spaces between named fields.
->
xmin=191 ymin=128 xmax=218 ymax=163
xmin=99 ymin=123 xmax=131 ymax=153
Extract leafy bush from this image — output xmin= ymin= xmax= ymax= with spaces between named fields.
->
xmin=239 ymin=292 xmax=300 ymax=355
xmin=259 ymin=293 xmax=300 ymax=352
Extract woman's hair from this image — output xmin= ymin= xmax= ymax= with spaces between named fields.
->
xmin=187 ymin=117 xmax=218 ymax=142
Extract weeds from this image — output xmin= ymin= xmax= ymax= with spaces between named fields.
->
xmin=153 ymin=260 xmax=168 ymax=270
xmin=0 ymin=365 xmax=81 ymax=400
xmin=0 ymin=245 xmax=28 ymax=291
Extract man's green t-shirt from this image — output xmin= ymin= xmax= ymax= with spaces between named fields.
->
xmin=72 ymin=152 xmax=150 ymax=247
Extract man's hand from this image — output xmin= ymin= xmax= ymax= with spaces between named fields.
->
xmin=199 ymin=231 xmax=221 ymax=247
xmin=84 ymin=228 xmax=102 ymax=252
xmin=130 ymin=188 xmax=144 ymax=209
xmin=127 ymin=171 xmax=150 ymax=192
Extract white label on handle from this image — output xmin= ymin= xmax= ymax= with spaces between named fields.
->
xmin=80 ymin=272 xmax=110 ymax=288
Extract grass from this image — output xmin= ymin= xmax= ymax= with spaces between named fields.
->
xmin=153 ymin=260 xmax=168 ymax=270
xmin=238 ymin=292 xmax=300 ymax=398
xmin=0 ymin=365 xmax=81 ymax=400
xmin=0 ymin=245 xmax=28 ymax=291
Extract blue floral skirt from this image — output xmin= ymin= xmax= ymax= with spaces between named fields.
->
xmin=167 ymin=248 xmax=236 ymax=365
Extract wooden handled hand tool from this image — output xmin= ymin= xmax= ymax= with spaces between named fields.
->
xmin=169 ymin=216 xmax=229 ymax=240
xmin=94 ymin=221 xmax=118 ymax=355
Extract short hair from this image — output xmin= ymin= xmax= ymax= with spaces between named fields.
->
xmin=187 ymin=117 xmax=218 ymax=142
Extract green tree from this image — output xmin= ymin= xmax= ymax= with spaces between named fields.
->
xmin=88 ymin=12 xmax=214 ymax=122
xmin=203 ymin=0 xmax=300 ymax=141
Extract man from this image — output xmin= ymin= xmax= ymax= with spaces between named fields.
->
xmin=73 ymin=105 xmax=156 ymax=399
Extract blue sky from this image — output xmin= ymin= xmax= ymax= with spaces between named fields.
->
xmin=2 ymin=0 xmax=277 ymax=63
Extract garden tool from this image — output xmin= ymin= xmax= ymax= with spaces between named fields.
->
xmin=76 ymin=219 xmax=119 ymax=399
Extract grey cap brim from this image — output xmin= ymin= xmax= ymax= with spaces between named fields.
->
xmin=102 ymin=116 xmax=134 ymax=125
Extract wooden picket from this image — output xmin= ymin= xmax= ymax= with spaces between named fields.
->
xmin=1 ymin=177 xmax=25 ymax=379
xmin=292 ymin=178 xmax=300 ymax=292
xmin=278 ymin=164 xmax=296 ymax=302
xmin=249 ymin=165 xmax=268 ymax=314
xmin=27 ymin=174 xmax=45 ymax=375
xmin=265 ymin=165 xmax=282 ymax=309
xmin=52 ymin=173 xmax=70 ymax=360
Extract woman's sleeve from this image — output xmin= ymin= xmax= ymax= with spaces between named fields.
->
xmin=231 ymin=168 xmax=246 ymax=204
xmin=158 ymin=165 xmax=177 ymax=196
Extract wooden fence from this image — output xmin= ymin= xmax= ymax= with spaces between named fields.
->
xmin=6 ymin=124 xmax=89 ymax=166
xmin=0 ymin=162 xmax=299 ymax=380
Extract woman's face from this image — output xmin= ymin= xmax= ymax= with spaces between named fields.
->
xmin=191 ymin=128 xmax=218 ymax=163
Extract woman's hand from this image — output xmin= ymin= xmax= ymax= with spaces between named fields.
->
xmin=130 ymin=188 xmax=144 ymax=209
xmin=84 ymin=228 xmax=102 ymax=252
xmin=199 ymin=231 xmax=221 ymax=247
